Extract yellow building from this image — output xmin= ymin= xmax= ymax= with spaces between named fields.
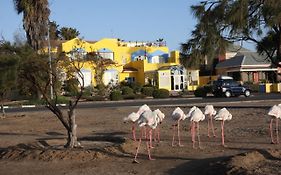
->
xmin=50 ymin=37 xmax=198 ymax=91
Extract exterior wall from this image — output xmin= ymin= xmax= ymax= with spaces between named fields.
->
xmin=187 ymin=70 xmax=199 ymax=91
xmin=158 ymin=70 xmax=171 ymax=90
xmin=169 ymin=51 xmax=180 ymax=64
xmin=119 ymin=72 xmax=138 ymax=83
xmin=56 ymin=37 xmax=198 ymax=90
xmin=199 ymin=75 xmax=218 ymax=86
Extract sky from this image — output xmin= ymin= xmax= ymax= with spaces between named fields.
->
xmin=0 ymin=0 xmax=254 ymax=51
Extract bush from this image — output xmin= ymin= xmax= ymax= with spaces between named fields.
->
xmin=63 ymin=78 xmax=79 ymax=96
xmin=121 ymin=86 xmax=134 ymax=95
xmin=24 ymin=96 xmax=70 ymax=105
xmin=83 ymin=95 xmax=105 ymax=101
xmin=123 ymin=94 xmax=136 ymax=100
xmin=82 ymin=86 xmax=93 ymax=97
xmin=129 ymin=82 xmax=142 ymax=94
xmin=194 ymin=87 xmax=207 ymax=97
xmin=141 ymin=87 xmax=155 ymax=96
xmin=110 ymin=90 xmax=123 ymax=101
xmin=152 ymin=89 xmax=170 ymax=98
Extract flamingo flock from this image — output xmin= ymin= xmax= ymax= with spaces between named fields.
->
xmin=123 ymin=104 xmax=235 ymax=163
xmin=124 ymin=103 xmax=281 ymax=163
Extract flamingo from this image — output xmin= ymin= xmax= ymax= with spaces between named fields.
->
xmin=171 ymin=107 xmax=187 ymax=147
xmin=153 ymin=109 xmax=165 ymax=144
xmin=214 ymin=108 xmax=232 ymax=147
xmin=123 ymin=112 xmax=139 ymax=141
xmin=133 ymin=109 xmax=162 ymax=163
xmin=189 ymin=107 xmax=205 ymax=149
xmin=267 ymin=104 xmax=281 ymax=144
xmin=123 ymin=104 xmax=151 ymax=141
xmin=204 ymin=105 xmax=217 ymax=138
xmin=186 ymin=106 xmax=198 ymax=141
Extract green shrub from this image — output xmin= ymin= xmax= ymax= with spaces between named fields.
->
xmin=194 ymin=87 xmax=207 ymax=97
xmin=55 ymin=96 xmax=70 ymax=104
xmin=24 ymin=96 xmax=70 ymax=105
xmin=121 ymin=86 xmax=134 ymax=95
xmin=110 ymin=90 xmax=123 ymax=101
xmin=129 ymin=82 xmax=142 ymax=94
xmin=123 ymin=94 xmax=136 ymax=99
xmin=63 ymin=78 xmax=79 ymax=96
xmin=82 ymin=86 xmax=93 ymax=97
xmin=134 ymin=94 xmax=146 ymax=99
xmin=83 ymin=95 xmax=105 ymax=101
xmin=152 ymin=89 xmax=170 ymax=98
xmin=141 ymin=87 xmax=155 ymax=96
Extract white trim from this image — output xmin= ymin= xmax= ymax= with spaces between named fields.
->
xmin=225 ymin=68 xmax=277 ymax=72
xmin=241 ymin=64 xmax=272 ymax=67
xmin=21 ymin=105 xmax=36 ymax=108
xmin=240 ymin=68 xmax=277 ymax=72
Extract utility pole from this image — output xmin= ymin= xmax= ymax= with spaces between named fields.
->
xmin=47 ymin=21 xmax=54 ymax=99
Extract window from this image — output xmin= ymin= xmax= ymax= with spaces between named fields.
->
xmin=125 ymin=77 xmax=135 ymax=83
xmin=98 ymin=52 xmax=114 ymax=60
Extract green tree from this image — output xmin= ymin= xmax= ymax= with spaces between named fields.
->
xmin=183 ymin=0 xmax=281 ymax=68
xmin=0 ymin=41 xmax=19 ymax=117
xmin=13 ymin=0 xmax=50 ymax=50
xmin=49 ymin=21 xmax=60 ymax=40
xmin=59 ymin=27 xmax=80 ymax=40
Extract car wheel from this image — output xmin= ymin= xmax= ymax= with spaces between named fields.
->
xmin=225 ymin=91 xmax=231 ymax=98
xmin=244 ymin=90 xmax=251 ymax=97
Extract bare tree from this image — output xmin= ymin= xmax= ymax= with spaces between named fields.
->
xmin=18 ymin=45 xmax=85 ymax=148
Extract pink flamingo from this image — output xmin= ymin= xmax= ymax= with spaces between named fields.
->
xmin=214 ymin=108 xmax=232 ymax=147
xmin=267 ymin=104 xmax=281 ymax=144
xmin=204 ymin=105 xmax=217 ymax=138
xmin=123 ymin=104 xmax=151 ymax=141
xmin=133 ymin=109 xmax=162 ymax=163
xmin=171 ymin=107 xmax=187 ymax=147
xmin=189 ymin=107 xmax=205 ymax=149
xmin=153 ymin=109 xmax=165 ymax=145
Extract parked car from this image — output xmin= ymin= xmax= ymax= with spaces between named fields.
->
xmin=212 ymin=78 xmax=251 ymax=97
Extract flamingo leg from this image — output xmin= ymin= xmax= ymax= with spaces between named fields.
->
xmin=197 ymin=122 xmax=201 ymax=149
xmin=207 ymin=115 xmax=211 ymax=137
xmin=172 ymin=123 xmax=176 ymax=146
xmin=192 ymin=121 xmax=196 ymax=149
xmin=147 ymin=129 xmax=155 ymax=160
xmin=149 ymin=129 xmax=154 ymax=149
xmin=276 ymin=118 xmax=279 ymax=144
xmin=178 ymin=120 xmax=183 ymax=146
xmin=221 ymin=120 xmax=225 ymax=146
xmin=133 ymin=136 xmax=142 ymax=163
xmin=210 ymin=115 xmax=216 ymax=137
xmin=157 ymin=127 xmax=160 ymax=143
xmin=270 ymin=118 xmax=275 ymax=144
xmin=132 ymin=123 xmax=136 ymax=141
xmin=153 ymin=129 xmax=157 ymax=142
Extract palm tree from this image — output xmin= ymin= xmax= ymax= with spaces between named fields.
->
xmin=13 ymin=0 xmax=50 ymax=50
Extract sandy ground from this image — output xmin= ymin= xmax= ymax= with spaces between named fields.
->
xmin=1 ymin=101 xmax=281 ymax=175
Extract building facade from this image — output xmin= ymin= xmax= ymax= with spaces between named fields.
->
xmin=49 ymin=38 xmax=198 ymax=91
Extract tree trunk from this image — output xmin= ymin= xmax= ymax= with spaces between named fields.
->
xmin=1 ymin=103 xmax=5 ymax=118
xmin=64 ymin=102 xmax=80 ymax=148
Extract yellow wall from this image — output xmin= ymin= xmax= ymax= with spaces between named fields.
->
xmin=56 ymin=37 xmax=198 ymax=89
xmin=199 ymin=75 xmax=218 ymax=86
